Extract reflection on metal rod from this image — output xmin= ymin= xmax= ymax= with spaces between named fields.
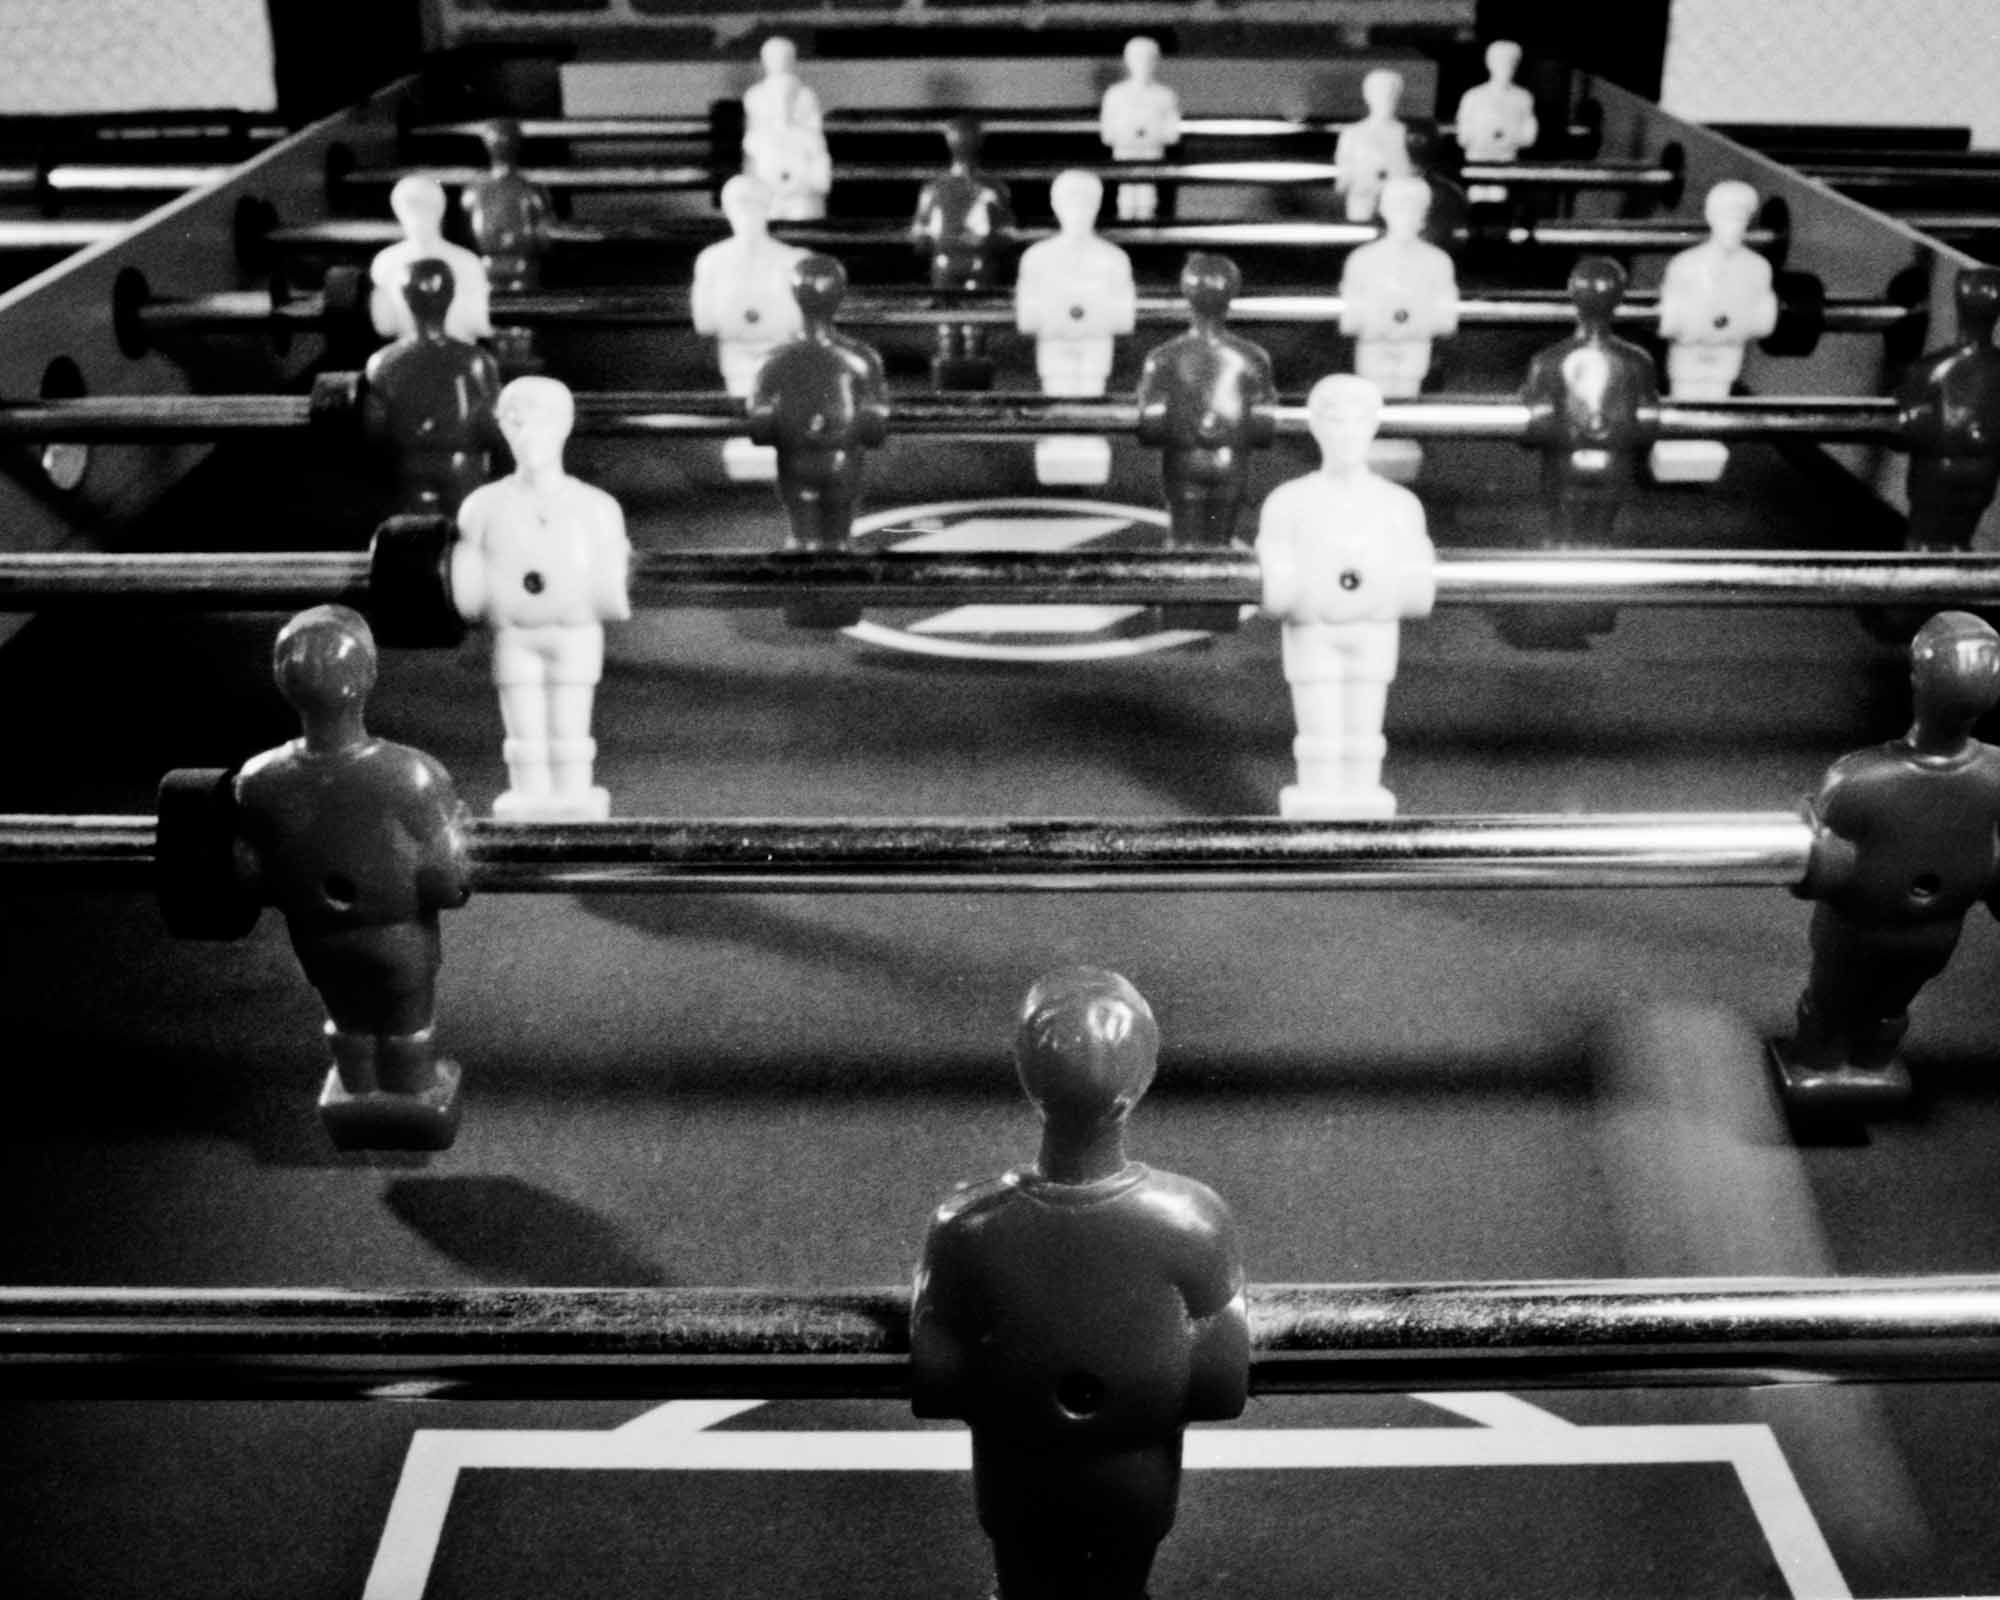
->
xmin=3 ymin=549 xmax=1995 ymax=614
xmin=138 ymin=285 xmax=1912 ymax=337
xmin=341 ymin=158 xmax=1675 ymax=194
xmin=0 ymin=811 xmax=1814 ymax=892
xmin=3 ymin=1276 xmax=1997 ymax=1400
xmin=0 ymin=391 xmax=1904 ymax=444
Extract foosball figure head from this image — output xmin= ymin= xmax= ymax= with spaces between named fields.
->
xmin=1569 ymin=255 xmax=1627 ymax=329
xmin=495 ymin=374 xmax=574 ymax=471
xmin=479 ymin=117 xmax=525 ymax=169
xmin=1362 ymin=68 xmax=1404 ymax=118
xmin=1956 ymin=266 xmax=2000 ymax=342
xmin=1182 ymin=251 xmax=1239 ymax=323
xmin=1307 ymin=371 xmax=1384 ymax=468
xmin=943 ymin=115 xmax=983 ymax=169
xmin=1704 ymin=179 xmax=1759 ymax=247
xmin=1014 ymin=966 xmax=1160 ymax=1147
xmin=1911 ymin=609 xmax=2000 ymax=733
xmin=720 ymin=171 xmax=775 ymax=235
xmin=1378 ymin=174 xmax=1432 ymax=239
xmin=276 ymin=602 xmax=376 ymax=727
xmin=761 ymin=35 xmax=798 ymax=79
xmin=792 ymin=251 xmax=847 ymax=325
xmin=1124 ymin=34 xmax=1162 ymax=82
xmin=1050 ymin=167 xmax=1104 ymax=234
xmin=1486 ymin=38 xmax=1523 ymax=81
xmin=390 ymin=174 xmax=449 ymax=241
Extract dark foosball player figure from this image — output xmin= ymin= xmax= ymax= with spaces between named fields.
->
xmin=912 ymin=967 xmax=1250 ymax=1600
xmin=1401 ymin=122 xmax=1474 ymax=252
xmin=360 ymin=257 xmax=503 ymax=517
xmin=161 ymin=606 xmax=473 ymax=1150
xmin=747 ymin=253 xmax=890 ymax=629
xmin=462 ymin=118 xmax=553 ymax=374
xmin=1136 ymin=252 xmax=1276 ymax=632
xmin=1898 ymin=266 xmax=2000 ymax=552
xmin=912 ymin=116 xmax=1015 ymax=391
xmin=1498 ymin=254 xmax=1659 ymax=651
xmin=1772 ymin=610 xmax=2000 ymax=1117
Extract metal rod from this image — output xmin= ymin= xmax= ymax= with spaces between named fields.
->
xmin=344 ymin=157 xmax=1674 ymax=194
xmin=0 ymin=391 xmax=1904 ymax=445
xmin=411 ymin=115 xmax=1600 ymax=145
xmin=4 ymin=1276 xmax=1998 ymax=1401
xmin=141 ymin=284 xmax=1911 ymax=338
xmin=0 ymin=218 xmax=123 ymax=253
xmin=4 ymin=549 xmax=1993 ymax=615
xmin=0 ymin=811 xmax=1815 ymax=893
xmin=0 ymin=394 xmax=313 ymax=441
xmin=262 ymin=217 xmax=1745 ymax=256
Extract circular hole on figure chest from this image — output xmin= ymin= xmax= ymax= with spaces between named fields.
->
xmin=1055 ymin=1371 xmax=1105 ymax=1417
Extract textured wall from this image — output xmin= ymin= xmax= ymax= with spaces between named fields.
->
xmin=0 ymin=0 xmax=275 ymax=112
xmin=1662 ymin=0 xmax=2000 ymax=142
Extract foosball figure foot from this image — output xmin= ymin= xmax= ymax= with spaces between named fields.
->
xmin=931 ymin=354 xmax=996 ymax=391
xmin=1492 ymin=604 xmax=1618 ymax=651
xmin=319 ymin=1060 xmax=463 ymax=1152
xmin=1366 ymin=438 xmax=1424 ymax=484
xmin=1766 ymin=1037 xmax=1914 ymax=1117
xmin=723 ymin=437 xmax=781 ymax=482
xmin=494 ymin=784 xmax=612 ymax=822
xmin=784 ymin=597 xmax=864 ymax=631
xmin=1280 ymin=782 xmax=1396 ymax=820
xmin=1649 ymin=440 xmax=1730 ymax=484
xmin=1034 ymin=434 xmax=1113 ymax=486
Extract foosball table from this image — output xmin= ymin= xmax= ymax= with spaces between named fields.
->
xmin=5 ymin=8 xmax=2000 ymax=1597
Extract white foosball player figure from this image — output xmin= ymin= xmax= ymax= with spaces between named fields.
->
xmin=1650 ymin=180 xmax=1778 ymax=484
xmin=1334 ymin=69 xmax=1413 ymax=224
xmin=1256 ymin=375 xmax=1435 ymax=820
xmin=1454 ymin=40 xmax=1538 ymax=202
xmin=370 ymin=175 xmax=492 ymax=344
xmin=693 ymin=174 xmax=808 ymax=482
xmin=742 ymin=36 xmax=830 ymax=222
xmin=1338 ymin=175 xmax=1459 ymax=482
xmin=1015 ymin=170 xmax=1136 ymax=485
xmin=1099 ymin=35 xmax=1181 ymax=223
xmin=452 ymin=377 xmax=632 ymax=821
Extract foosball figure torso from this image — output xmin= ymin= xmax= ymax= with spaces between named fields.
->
xmin=747 ymin=253 xmax=891 ymax=628
xmin=452 ymin=377 xmax=632 ymax=821
xmin=231 ymin=605 xmax=472 ymax=1151
xmin=1453 ymin=39 xmax=1537 ymax=202
xmin=1773 ymin=610 xmax=2000 ymax=1114
xmin=1334 ymin=69 xmax=1413 ymax=223
xmin=693 ymin=174 xmax=808 ymax=481
xmin=912 ymin=117 xmax=1015 ymax=389
xmin=369 ymin=175 xmax=491 ymax=346
xmin=1015 ymin=169 xmax=1136 ymax=484
xmin=742 ymin=37 xmax=831 ymax=221
xmin=1257 ymin=375 xmax=1435 ymax=819
xmin=361 ymin=257 xmax=503 ymax=517
xmin=1136 ymin=252 xmax=1276 ymax=628
xmin=1338 ymin=175 xmax=1460 ymax=481
xmin=912 ymin=967 xmax=1250 ymax=1600
xmin=1098 ymin=36 xmax=1182 ymax=223
xmin=1898 ymin=266 xmax=2000 ymax=551
xmin=1650 ymin=181 xmax=1777 ymax=484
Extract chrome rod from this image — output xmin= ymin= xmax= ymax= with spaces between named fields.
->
xmin=0 ymin=811 xmax=1814 ymax=892
xmin=2 ymin=549 xmax=1992 ymax=614
xmin=3 ymin=1276 xmax=1996 ymax=1400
